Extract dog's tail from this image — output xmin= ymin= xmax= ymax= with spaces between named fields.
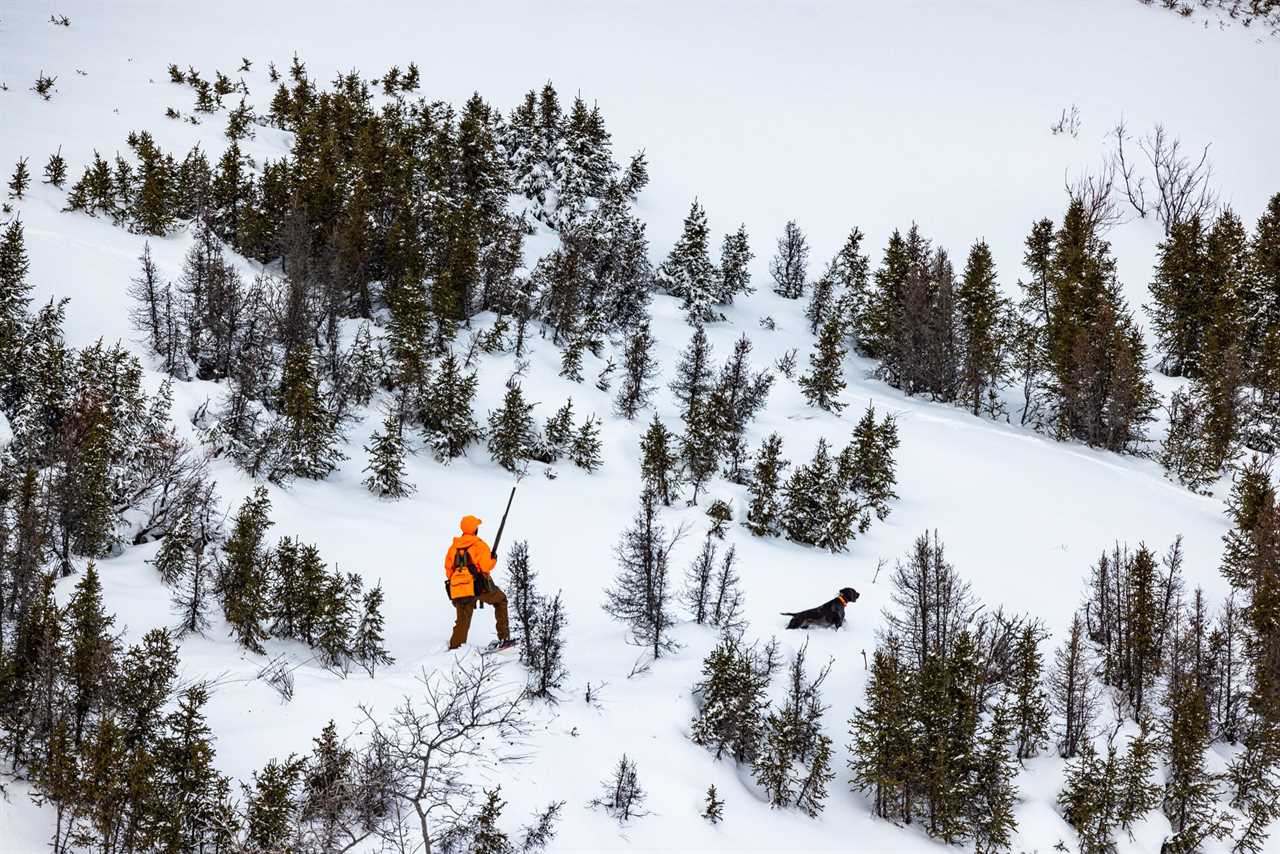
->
xmin=779 ymin=611 xmax=797 ymax=616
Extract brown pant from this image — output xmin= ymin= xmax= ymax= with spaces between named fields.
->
xmin=448 ymin=586 xmax=510 ymax=649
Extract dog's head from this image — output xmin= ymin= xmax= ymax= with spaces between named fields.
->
xmin=839 ymin=587 xmax=860 ymax=605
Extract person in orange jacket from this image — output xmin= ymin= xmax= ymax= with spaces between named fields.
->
xmin=444 ymin=514 xmax=513 ymax=650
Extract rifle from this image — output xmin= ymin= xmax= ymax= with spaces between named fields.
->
xmin=491 ymin=487 xmax=517 ymax=557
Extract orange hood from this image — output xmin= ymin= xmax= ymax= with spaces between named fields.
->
xmin=460 ymin=515 xmax=482 ymax=535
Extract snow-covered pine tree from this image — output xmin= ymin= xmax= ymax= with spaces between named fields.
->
xmin=352 ymin=582 xmax=393 ymax=676
xmin=363 ymin=408 xmax=414 ymax=498
xmin=799 ymin=313 xmax=847 ymax=412
xmin=614 ymin=322 xmax=658 ymax=420
xmin=804 ymin=271 xmax=837 ymax=336
xmin=839 ymin=403 xmax=899 ymax=521
xmin=217 ymin=487 xmax=274 ymax=654
xmin=543 ymin=398 xmax=575 ymax=461
xmin=487 ymin=383 xmax=539 ymax=474
xmin=746 ymin=433 xmax=788 ymax=537
xmin=590 ymin=755 xmax=647 ymax=823
xmin=681 ymin=538 xmax=717 ymax=625
xmin=570 ymin=414 xmax=602 ymax=472
xmin=770 ymin=220 xmax=809 ymax=299
xmin=43 ymin=147 xmax=67 ymax=188
xmin=603 ymin=489 xmax=682 ymax=659
xmin=690 ymin=633 xmax=774 ymax=763
xmin=639 ymin=415 xmax=679 ymax=506
xmin=8 ymin=157 xmax=30 ymax=199
xmin=969 ymin=700 xmax=1019 ymax=853
xmin=717 ymin=225 xmax=753 ymax=305
xmin=956 ymin=239 xmax=1010 ymax=417
xmin=657 ymin=200 xmax=718 ymax=324
xmin=64 ymin=562 xmax=121 ymax=744
xmin=848 ymin=635 xmax=916 ymax=823
xmin=708 ymin=334 xmax=773 ymax=482
xmin=670 ymin=325 xmax=714 ymax=425
xmin=1009 ymin=620 xmax=1050 ymax=760
xmin=702 ymin=784 xmax=724 ymax=823
xmin=1049 ymin=610 xmax=1100 ymax=758
xmin=680 ymin=400 xmax=720 ymax=506
xmin=708 ymin=544 xmax=745 ymax=632
xmin=420 ymin=352 xmax=481 ymax=462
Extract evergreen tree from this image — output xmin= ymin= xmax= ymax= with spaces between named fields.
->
xmin=716 ymin=225 xmax=753 ymax=305
xmin=569 ymin=415 xmax=602 ymax=472
xmin=690 ymin=633 xmax=775 ymax=763
xmin=589 ymin=755 xmax=647 ymax=823
xmin=543 ymin=398 xmax=575 ymax=460
xmin=8 ymin=157 xmax=30 ymax=199
xmin=848 ymin=636 xmax=917 ymax=823
xmin=614 ymin=323 xmax=659 ymax=420
xmin=352 ymin=582 xmax=393 ymax=676
xmin=706 ymin=499 xmax=731 ymax=540
xmin=746 ymin=434 xmax=788 ymax=537
xmin=421 ymin=352 xmax=482 ymax=462
xmin=218 ymin=487 xmax=274 ymax=653
xmin=1161 ymin=660 xmax=1231 ymax=851
xmin=487 ymin=383 xmax=539 ymax=474
xmin=603 ymin=489 xmax=681 ymax=659
xmin=781 ymin=439 xmax=859 ymax=552
xmin=658 ymin=200 xmax=718 ymax=323
xmin=681 ymin=538 xmax=717 ymax=625
xmin=770 ymin=220 xmax=809 ymax=299
xmin=64 ymin=562 xmax=120 ymax=744
xmin=639 ymin=415 xmax=679 ymax=506
xmin=43 ymin=147 xmax=67 ymax=188
xmin=670 ymin=325 xmax=714 ymax=426
xmin=701 ymin=784 xmax=724 ymax=823
xmin=363 ymin=408 xmax=413 ymax=498
xmin=707 ymin=334 xmax=773 ymax=482
xmin=1049 ymin=611 xmax=1099 ymax=758
xmin=828 ymin=227 xmax=873 ymax=349
xmin=969 ymin=700 xmax=1019 ymax=853
xmin=680 ymin=400 xmax=720 ymax=506
xmin=1009 ymin=621 xmax=1051 ymax=760
xmin=839 ymin=404 xmax=899 ymax=521
xmin=956 ymin=239 xmax=1009 ymax=417
xmin=798 ymin=313 xmax=847 ymax=412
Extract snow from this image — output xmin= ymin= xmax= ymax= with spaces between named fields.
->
xmin=1 ymin=1 xmax=1277 ymax=852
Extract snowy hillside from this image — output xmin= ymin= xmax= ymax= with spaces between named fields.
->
xmin=1 ymin=1 xmax=1278 ymax=853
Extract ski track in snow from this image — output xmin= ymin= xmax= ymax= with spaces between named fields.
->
xmin=1 ymin=1 xmax=1277 ymax=851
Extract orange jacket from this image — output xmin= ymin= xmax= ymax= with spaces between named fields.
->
xmin=445 ymin=533 xmax=496 ymax=600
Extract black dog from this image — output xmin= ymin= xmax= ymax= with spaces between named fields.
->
xmin=781 ymin=587 xmax=860 ymax=630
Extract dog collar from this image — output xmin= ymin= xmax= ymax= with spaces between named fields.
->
xmin=836 ymin=594 xmax=847 ymax=606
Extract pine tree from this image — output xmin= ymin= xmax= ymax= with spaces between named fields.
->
xmin=8 ymin=157 xmax=30 ymax=199
xmin=218 ymin=487 xmax=274 ymax=653
xmin=614 ymin=323 xmax=659 ymax=420
xmin=708 ymin=334 xmax=773 ymax=482
xmin=770 ymin=220 xmax=809 ymax=299
xmin=422 ymin=352 xmax=482 ymax=462
xmin=799 ymin=313 xmax=847 ymax=412
xmin=681 ymin=538 xmax=717 ymax=625
xmin=1162 ymin=666 xmax=1230 ymax=850
xmin=487 ymin=383 xmax=539 ymax=474
xmin=839 ymin=404 xmax=899 ymax=521
xmin=970 ymin=700 xmax=1019 ymax=853
xmin=1049 ymin=611 xmax=1099 ymax=758
xmin=316 ymin=570 xmax=357 ymax=672
xmin=670 ymin=325 xmax=714 ymax=426
xmin=590 ymin=755 xmax=647 ymax=822
xmin=956 ymin=239 xmax=1009 ymax=416
xmin=352 ymin=582 xmax=393 ymax=676
xmin=278 ymin=338 xmax=343 ymax=480
xmin=43 ymin=147 xmax=67 ymax=187
xmin=543 ymin=398 xmax=575 ymax=460
xmin=570 ymin=415 xmax=602 ymax=472
xmin=471 ymin=788 xmax=513 ymax=854
xmin=717 ymin=225 xmax=753 ymax=305
xmin=690 ymin=633 xmax=774 ymax=763
xmin=680 ymin=401 xmax=720 ymax=506
xmin=528 ymin=591 xmax=569 ymax=701
xmin=639 ymin=415 xmax=679 ymax=506
xmin=805 ymin=272 xmax=837 ymax=335
xmin=0 ymin=219 xmax=32 ymax=381
xmin=701 ymin=784 xmax=724 ymax=823
xmin=363 ymin=408 xmax=413 ymax=498
xmin=781 ymin=439 xmax=858 ymax=552
xmin=243 ymin=758 xmax=302 ymax=852
xmin=828 ymin=227 xmax=873 ymax=348
xmin=603 ymin=489 xmax=681 ymax=659
xmin=848 ymin=636 xmax=916 ymax=823
xmin=1009 ymin=621 xmax=1050 ymax=760
xmin=658 ymin=200 xmax=718 ymax=323
xmin=746 ymin=434 xmax=788 ymax=537
xmin=64 ymin=562 xmax=120 ymax=744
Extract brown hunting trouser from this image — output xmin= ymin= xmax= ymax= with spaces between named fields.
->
xmin=448 ymin=585 xmax=510 ymax=649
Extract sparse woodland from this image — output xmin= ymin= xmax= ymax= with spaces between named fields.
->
xmin=0 ymin=10 xmax=1278 ymax=852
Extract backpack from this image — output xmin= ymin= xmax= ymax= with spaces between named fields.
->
xmin=452 ymin=544 xmax=490 ymax=605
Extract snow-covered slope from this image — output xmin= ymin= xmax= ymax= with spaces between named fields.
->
xmin=1 ymin=2 xmax=1277 ymax=852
